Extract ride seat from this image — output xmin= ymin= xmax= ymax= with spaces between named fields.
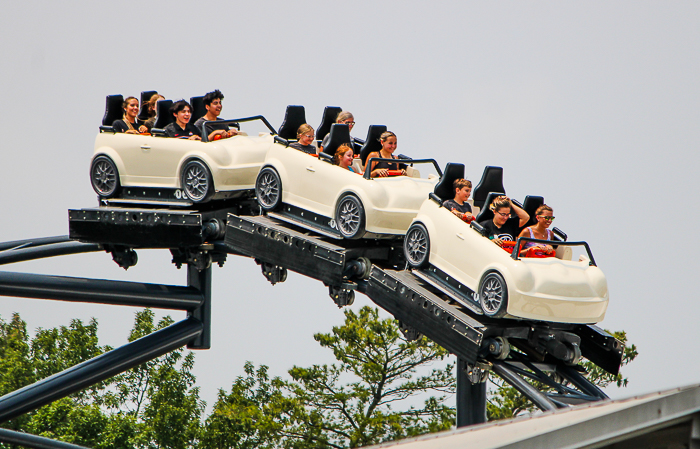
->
xmin=278 ymin=105 xmax=307 ymax=141
xmin=152 ymin=99 xmax=174 ymax=131
xmin=190 ymin=96 xmax=206 ymax=124
xmin=316 ymin=106 xmax=342 ymax=142
xmin=522 ymin=195 xmax=545 ymax=228
xmin=322 ymin=124 xmax=352 ymax=157
xmin=472 ymin=166 xmax=505 ymax=211
xmin=359 ymin=125 xmax=387 ymax=165
xmin=433 ymin=163 xmax=465 ymax=203
xmin=138 ymin=90 xmax=157 ymax=123
xmin=102 ymin=94 xmax=124 ymax=129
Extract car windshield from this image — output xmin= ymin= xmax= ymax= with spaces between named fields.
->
xmin=363 ymin=158 xmax=442 ymax=180
xmin=200 ymin=116 xmax=276 ymax=141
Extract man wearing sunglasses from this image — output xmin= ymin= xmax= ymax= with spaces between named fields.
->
xmin=479 ymin=195 xmax=529 ymax=247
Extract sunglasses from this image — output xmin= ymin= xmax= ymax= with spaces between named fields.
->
xmin=538 ymin=216 xmax=555 ymax=221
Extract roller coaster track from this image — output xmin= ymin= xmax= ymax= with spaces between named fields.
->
xmin=0 ymin=201 xmax=623 ymax=448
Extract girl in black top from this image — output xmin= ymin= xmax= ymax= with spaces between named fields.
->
xmin=113 ymin=96 xmax=147 ymax=134
xmin=290 ymin=124 xmax=317 ymax=155
xmin=366 ymin=131 xmax=406 ymax=178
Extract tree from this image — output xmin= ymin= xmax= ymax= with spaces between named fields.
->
xmin=204 ymin=306 xmax=456 ymax=449
xmin=0 ymin=310 xmax=203 ymax=449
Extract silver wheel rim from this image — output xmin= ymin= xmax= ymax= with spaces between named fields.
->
xmin=481 ymin=275 xmax=504 ymax=315
xmin=183 ymin=163 xmax=209 ymax=201
xmin=257 ymin=171 xmax=279 ymax=208
xmin=338 ymin=198 xmax=361 ymax=236
xmin=92 ymin=159 xmax=117 ymax=195
xmin=406 ymin=227 xmax=428 ymax=265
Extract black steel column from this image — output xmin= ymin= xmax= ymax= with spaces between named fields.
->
xmin=0 ymin=428 xmax=90 ymax=449
xmin=456 ymin=357 xmax=487 ymax=427
xmin=0 ymin=271 xmax=204 ymax=310
xmin=0 ymin=242 xmax=101 ymax=265
xmin=187 ymin=264 xmax=211 ymax=349
xmin=0 ymin=317 xmax=202 ymax=423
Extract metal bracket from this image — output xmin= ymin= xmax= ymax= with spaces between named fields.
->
xmin=398 ymin=321 xmax=423 ymax=341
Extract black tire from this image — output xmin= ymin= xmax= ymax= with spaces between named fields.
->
xmin=335 ymin=194 xmax=366 ymax=239
xmin=404 ymin=223 xmax=430 ymax=268
xmin=181 ymin=160 xmax=213 ymax=203
xmin=479 ymin=271 xmax=508 ymax=318
xmin=255 ymin=167 xmax=283 ymax=211
xmin=90 ymin=155 xmax=120 ymax=198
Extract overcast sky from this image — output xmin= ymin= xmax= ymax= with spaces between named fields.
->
xmin=1 ymin=1 xmax=699 ymax=412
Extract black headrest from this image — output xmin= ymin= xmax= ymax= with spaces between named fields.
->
xmin=102 ymin=94 xmax=124 ymax=126
xmin=475 ymin=191 xmax=507 ymax=223
xmin=322 ymin=124 xmax=352 ymax=157
xmin=316 ymin=106 xmax=342 ymax=140
xmin=433 ymin=163 xmax=465 ymax=202
xmin=138 ymin=90 xmax=157 ymax=122
xmin=278 ymin=105 xmax=307 ymax=140
xmin=472 ymin=166 xmax=505 ymax=210
xmin=522 ymin=195 xmax=544 ymax=228
xmin=153 ymin=99 xmax=174 ymax=129
xmin=359 ymin=125 xmax=387 ymax=163
xmin=190 ymin=96 xmax=206 ymax=124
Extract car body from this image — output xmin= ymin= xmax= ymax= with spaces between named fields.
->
xmin=256 ymin=143 xmax=441 ymax=239
xmin=404 ymin=198 xmax=609 ymax=324
xmin=90 ymin=131 xmax=274 ymax=203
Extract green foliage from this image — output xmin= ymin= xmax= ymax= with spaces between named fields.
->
xmin=205 ymin=306 xmax=456 ymax=449
xmin=0 ymin=310 xmax=202 ymax=449
xmin=0 ymin=307 xmax=637 ymax=448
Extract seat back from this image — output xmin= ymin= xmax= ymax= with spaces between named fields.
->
xmin=153 ymin=99 xmax=174 ymax=130
xmin=473 ymin=166 xmax=505 ymax=210
xmin=322 ymin=124 xmax=351 ymax=157
xmin=190 ymin=96 xmax=206 ymax=124
xmin=102 ymin=94 xmax=124 ymax=126
xmin=475 ymin=191 xmax=507 ymax=223
xmin=522 ymin=195 xmax=544 ymax=228
xmin=278 ymin=105 xmax=307 ymax=140
xmin=359 ymin=125 xmax=387 ymax=164
xmin=433 ymin=163 xmax=465 ymax=203
xmin=316 ymin=106 xmax=342 ymax=140
xmin=138 ymin=90 xmax=157 ymax=122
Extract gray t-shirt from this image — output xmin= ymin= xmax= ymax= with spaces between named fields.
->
xmin=194 ymin=116 xmax=229 ymax=135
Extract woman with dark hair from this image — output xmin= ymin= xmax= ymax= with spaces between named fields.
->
xmin=517 ymin=204 xmax=555 ymax=255
xmin=366 ymin=131 xmax=406 ymax=178
xmin=163 ymin=100 xmax=201 ymax=140
xmin=112 ymin=97 xmax=141 ymax=134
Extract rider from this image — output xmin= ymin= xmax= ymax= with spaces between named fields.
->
xmin=443 ymin=178 xmax=474 ymax=223
xmin=479 ymin=195 xmax=529 ymax=247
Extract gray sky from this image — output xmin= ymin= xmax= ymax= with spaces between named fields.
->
xmin=1 ymin=0 xmax=699 ymax=410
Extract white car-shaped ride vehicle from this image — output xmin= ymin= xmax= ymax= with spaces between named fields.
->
xmin=403 ymin=164 xmax=609 ymax=324
xmin=90 ymin=116 xmax=276 ymax=204
xmin=254 ymin=142 xmax=442 ymax=239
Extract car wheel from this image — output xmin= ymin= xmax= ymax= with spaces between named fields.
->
xmin=90 ymin=155 xmax=120 ymax=198
xmin=256 ymin=167 xmax=283 ymax=211
xmin=335 ymin=194 xmax=365 ymax=239
xmin=479 ymin=271 xmax=508 ymax=318
xmin=181 ymin=160 xmax=213 ymax=203
xmin=404 ymin=223 xmax=430 ymax=268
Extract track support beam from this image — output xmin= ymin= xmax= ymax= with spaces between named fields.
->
xmin=0 ymin=318 xmax=203 ymax=423
xmin=456 ymin=357 xmax=487 ymax=427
